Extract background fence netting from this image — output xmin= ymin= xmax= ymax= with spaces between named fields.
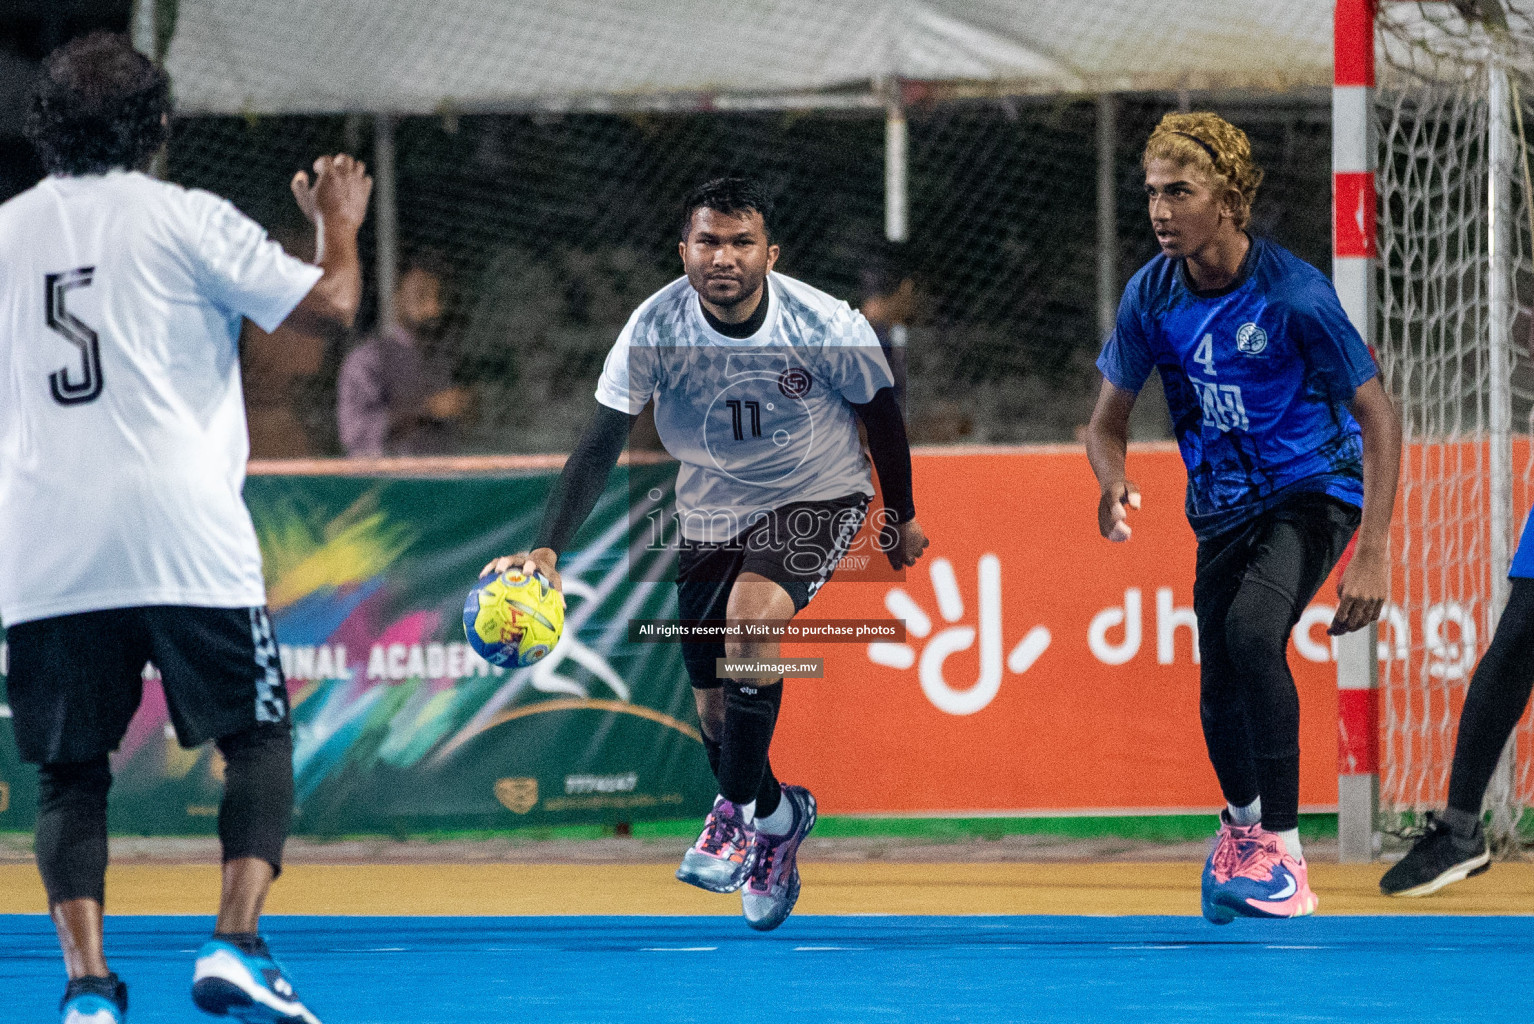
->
xmin=1375 ymin=0 xmax=1534 ymax=849
xmin=161 ymin=98 xmax=1333 ymax=457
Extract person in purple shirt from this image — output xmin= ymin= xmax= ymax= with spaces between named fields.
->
xmin=337 ymin=260 xmax=472 ymax=456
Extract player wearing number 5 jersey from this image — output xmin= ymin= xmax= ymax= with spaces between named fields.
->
xmin=484 ymin=177 xmax=928 ymax=931
xmin=0 ymin=33 xmax=371 ymax=1024
xmin=1085 ymin=113 xmax=1401 ymax=923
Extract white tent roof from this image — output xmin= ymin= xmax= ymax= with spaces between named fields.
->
xmin=164 ymin=0 xmax=1335 ymax=115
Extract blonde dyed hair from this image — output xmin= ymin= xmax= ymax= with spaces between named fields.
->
xmin=1142 ymin=112 xmax=1264 ymax=230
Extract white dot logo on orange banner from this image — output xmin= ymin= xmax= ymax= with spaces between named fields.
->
xmin=866 ymin=555 xmax=1051 ymax=716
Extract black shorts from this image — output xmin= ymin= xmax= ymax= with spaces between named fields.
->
xmin=1193 ymin=492 xmax=1362 ymax=665
xmin=5 ymin=605 xmax=290 ymax=765
xmin=676 ymin=493 xmax=870 ymax=689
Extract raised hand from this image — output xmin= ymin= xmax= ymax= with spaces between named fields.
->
xmin=290 ymin=154 xmax=372 ymax=230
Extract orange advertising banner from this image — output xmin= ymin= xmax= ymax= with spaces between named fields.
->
xmin=773 ymin=444 xmax=1354 ymax=816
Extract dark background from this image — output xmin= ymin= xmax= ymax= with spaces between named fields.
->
xmin=0 ymin=2 xmax=1334 ymax=454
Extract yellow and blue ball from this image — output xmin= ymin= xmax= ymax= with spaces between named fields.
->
xmin=463 ymin=568 xmax=566 ymax=668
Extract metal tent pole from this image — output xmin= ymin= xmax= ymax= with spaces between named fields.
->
xmin=1096 ymin=93 xmax=1119 ymax=341
xmin=885 ymin=95 xmax=908 ymax=244
xmin=374 ymin=113 xmax=399 ymax=330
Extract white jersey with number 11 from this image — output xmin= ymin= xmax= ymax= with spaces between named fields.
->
xmin=595 ymin=272 xmax=894 ymax=542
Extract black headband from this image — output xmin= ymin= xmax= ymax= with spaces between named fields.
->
xmin=1174 ymin=131 xmax=1221 ymax=168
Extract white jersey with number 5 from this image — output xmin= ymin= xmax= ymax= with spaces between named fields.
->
xmin=0 ymin=170 xmax=321 ymax=625
xmin=595 ymin=272 xmax=894 ymax=542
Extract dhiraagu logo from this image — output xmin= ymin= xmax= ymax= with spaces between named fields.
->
xmin=866 ymin=555 xmax=1050 ymax=715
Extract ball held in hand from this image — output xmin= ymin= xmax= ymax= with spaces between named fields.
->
xmin=463 ymin=568 xmax=566 ymax=668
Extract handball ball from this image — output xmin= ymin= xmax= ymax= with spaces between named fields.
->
xmin=463 ymin=568 xmax=566 ymax=668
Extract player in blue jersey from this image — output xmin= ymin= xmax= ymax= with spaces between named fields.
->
xmin=1085 ymin=113 xmax=1402 ymax=922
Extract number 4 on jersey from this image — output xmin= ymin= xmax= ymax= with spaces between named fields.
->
xmin=1193 ymin=332 xmax=1216 ymax=376
xmin=46 ymin=266 xmax=104 ymax=405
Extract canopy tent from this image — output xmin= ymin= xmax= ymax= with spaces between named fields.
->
xmin=161 ymin=0 xmax=1336 ymax=115
xmin=147 ymin=0 xmax=1343 ymax=364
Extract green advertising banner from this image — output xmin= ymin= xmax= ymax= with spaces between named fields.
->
xmin=0 ymin=464 xmax=716 ymax=836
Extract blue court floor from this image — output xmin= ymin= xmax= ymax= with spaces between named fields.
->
xmin=4 ymin=914 xmax=1530 ymax=1023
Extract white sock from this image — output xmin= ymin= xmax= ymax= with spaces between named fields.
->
xmin=1277 ymin=828 xmax=1302 ymax=860
xmin=714 ymin=795 xmax=756 ymax=825
xmin=1227 ymin=797 xmax=1261 ymax=826
xmin=755 ymin=795 xmax=794 ymax=836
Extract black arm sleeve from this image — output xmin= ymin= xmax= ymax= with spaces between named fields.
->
xmin=851 ymin=387 xmax=916 ymax=523
xmin=534 ymin=404 xmax=638 ymax=554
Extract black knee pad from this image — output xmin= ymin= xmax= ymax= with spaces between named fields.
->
xmin=682 ymin=641 xmax=726 ymax=690
xmin=215 ymin=724 xmax=293 ymax=877
xmin=35 ymin=757 xmax=112 ymax=905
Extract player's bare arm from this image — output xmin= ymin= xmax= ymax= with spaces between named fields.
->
xmin=1330 ymin=375 xmax=1402 ymax=635
xmin=283 ymin=154 xmax=372 ymax=333
xmin=480 ymin=404 xmax=639 ymax=591
xmin=1085 ymin=378 xmax=1142 ymax=542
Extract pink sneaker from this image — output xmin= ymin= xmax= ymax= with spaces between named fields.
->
xmin=1200 ymin=811 xmax=1267 ymax=924
xmin=1206 ymin=824 xmax=1318 ymax=922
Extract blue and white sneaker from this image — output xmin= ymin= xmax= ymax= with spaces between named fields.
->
xmin=191 ymin=935 xmax=321 ymax=1024
xmin=61 ymin=974 xmax=127 ymax=1024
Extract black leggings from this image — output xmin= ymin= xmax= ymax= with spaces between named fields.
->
xmin=33 ymin=724 xmax=293 ymax=906
xmin=1194 ymin=495 xmax=1360 ymax=834
xmin=1447 ymin=577 xmax=1534 ymax=816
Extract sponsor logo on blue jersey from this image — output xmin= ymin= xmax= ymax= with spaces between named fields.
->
xmin=1235 ymin=322 xmax=1268 ymax=356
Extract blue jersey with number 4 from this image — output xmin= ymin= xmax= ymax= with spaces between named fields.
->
xmin=1097 ymin=237 xmax=1377 ymax=541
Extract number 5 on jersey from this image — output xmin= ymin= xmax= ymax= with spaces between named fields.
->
xmin=46 ymin=266 xmax=104 ymax=405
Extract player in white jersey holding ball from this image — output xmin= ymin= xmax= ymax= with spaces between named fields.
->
xmin=1 ymin=33 xmax=370 ymax=1024
xmin=484 ymin=177 xmax=928 ymax=930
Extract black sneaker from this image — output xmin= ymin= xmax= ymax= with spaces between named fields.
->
xmin=1379 ymin=812 xmax=1491 ymax=897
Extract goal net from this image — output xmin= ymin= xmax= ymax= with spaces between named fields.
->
xmin=1374 ymin=0 xmax=1534 ymax=847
